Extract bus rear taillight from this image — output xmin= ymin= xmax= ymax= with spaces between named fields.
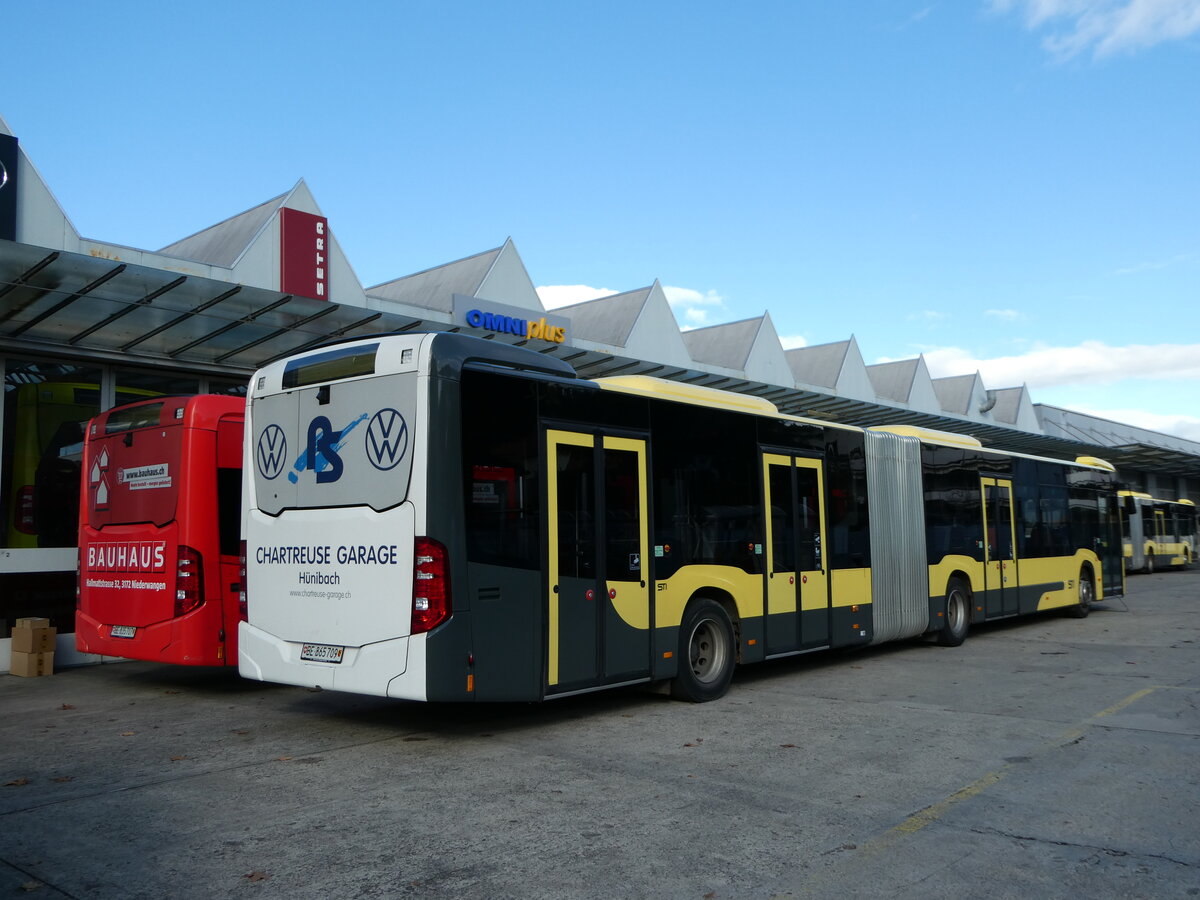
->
xmin=15 ymin=486 xmax=36 ymax=534
xmin=238 ymin=541 xmax=248 ymax=622
xmin=175 ymin=545 xmax=205 ymax=618
xmin=412 ymin=537 xmax=451 ymax=635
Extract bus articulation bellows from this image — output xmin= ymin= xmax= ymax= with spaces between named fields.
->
xmin=238 ymin=333 xmax=1125 ymax=702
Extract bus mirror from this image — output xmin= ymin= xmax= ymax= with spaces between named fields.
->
xmin=1123 ymin=495 xmax=1137 ymax=516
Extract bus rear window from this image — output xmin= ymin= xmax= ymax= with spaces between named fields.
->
xmin=105 ymin=402 xmax=166 ymax=434
xmin=282 ymin=344 xmax=378 ymax=388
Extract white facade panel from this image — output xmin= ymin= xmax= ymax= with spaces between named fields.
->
xmin=476 ymin=239 xmax=543 ymax=310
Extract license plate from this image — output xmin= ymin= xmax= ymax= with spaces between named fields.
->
xmin=300 ymin=643 xmax=345 ymax=664
xmin=110 ymin=625 xmax=136 ymax=639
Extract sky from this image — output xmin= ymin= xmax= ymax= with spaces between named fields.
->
xmin=3 ymin=0 xmax=1198 ymax=439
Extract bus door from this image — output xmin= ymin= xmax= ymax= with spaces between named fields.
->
xmin=1153 ymin=509 xmax=1167 ymax=563
xmin=215 ymin=414 xmax=245 ymax=655
xmin=1098 ymin=493 xmax=1125 ymax=597
xmin=981 ymin=477 xmax=1019 ymax=617
xmin=546 ymin=429 xmax=650 ymax=693
xmin=1122 ymin=497 xmax=1143 ymax=571
xmin=762 ymin=452 xmax=829 ymax=654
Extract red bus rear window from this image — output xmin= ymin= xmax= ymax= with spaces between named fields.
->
xmin=105 ymin=402 xmax=166 ymax=434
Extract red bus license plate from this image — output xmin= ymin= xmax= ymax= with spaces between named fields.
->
xmin=300 ymin=643 xmax=345 ymax=664
xmin=110 ymin=625 xmax=136 ymax=639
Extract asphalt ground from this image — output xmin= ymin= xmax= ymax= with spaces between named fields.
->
xmin=2 ymin=568 xmax=1198 ymax=900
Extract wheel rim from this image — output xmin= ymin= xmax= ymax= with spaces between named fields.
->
xmin=947 ymin=589 xmax=966 ymax=634
xmin=688 ymin=617 xmax=728 ymax=684
xmin=1079 ymin=576 xmax=1094 ymax=607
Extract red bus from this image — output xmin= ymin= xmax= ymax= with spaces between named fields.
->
xmin=76 ymin=395 xmax=245 ymax=665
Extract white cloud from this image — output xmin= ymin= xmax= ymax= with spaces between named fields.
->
xmin=662 ymin=285 xmax=724 ymax=309
xmin=991 ymin=0 xmax=1200 ymax=58
xmin=538 ymin=282 xmax=732 ymax=331
xmin=919 ymin=340 xmax=1200 ymax=387
xmin=985 ymin=308 xmax=1022 ymax=320
xmin=779 ymin=334 xmax=809 ymax=350
xmin=663 ymin=285 xmax=726 ymax=331
xmin=907 ymin=310 xmax=945 ymax=322
xmin=536 ymin=284 xmax=618 ymax=309
xmin=1113 ymin=251 xmax=1196 ymax=275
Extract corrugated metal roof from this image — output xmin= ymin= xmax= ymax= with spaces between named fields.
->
xmin=932 ymin=374 xmax=976 ymax=415
xmin=989 ymin=386 xmax=1027 ymax=425
xmin=367 ymin=246 xmax=502 ymax=313
xmin=682 ymin=316 xmax=762 ymax=370
xmin=158 ymin=192 xmax=287 ymax=268
xmin=867 ymin=359 xmax=919 ymax=403
xmin=785 ymin=339 xmax=849 ymax=388
xmin=556 ymin=287 xmax=648 ymax=346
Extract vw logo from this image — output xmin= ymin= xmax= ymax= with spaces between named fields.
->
xmin=256 ymin=425 xmax=288 ymax=480
xmin=365 ymin=408 xmax=408 ymax=471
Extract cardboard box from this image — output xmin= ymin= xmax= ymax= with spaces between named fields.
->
xmin=11 ymin=619 xmax=57 ymax=654
xmin=9 ymin=650 xmax=55 ymax=677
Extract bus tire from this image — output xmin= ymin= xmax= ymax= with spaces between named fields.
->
xmin=1067 ymin=568 xmax=1094 ymax=618
xmin=1145 ymin=553 xmax=1155 ymax=575
xmin=670 ymin=598 xmax=736 ymax=702
xmin=937 ymin=577 xmax=970 ymax=647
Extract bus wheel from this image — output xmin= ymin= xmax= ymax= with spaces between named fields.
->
xmin=1067 ymin=569 xmax=1094 ymax=618
xmin=1145 ymin=554 xmax=1155 ymax=575
xmin=937 ymin=578 xmax=970 ymax=647
xmin=670 ymin=598 xmax=735 ymax=702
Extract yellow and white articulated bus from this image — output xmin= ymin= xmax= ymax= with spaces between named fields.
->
xmin=1120 ymin=491 xmax=1196 ymax=573
xmin=239 ymin=332 xmax=1125 ymax=703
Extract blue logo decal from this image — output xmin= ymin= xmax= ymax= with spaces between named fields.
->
xmin=365 ymin=408 xmax=409 ymax=471
xmin=256 ymin=425 xmax=288 ymax=480
xmin=307 ymin=416 xmax=344 ymax=484
xmin=288 ymin=413 xmax=368 ymax=484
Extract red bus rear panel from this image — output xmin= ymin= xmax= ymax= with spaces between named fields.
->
xmin=76 ymin=395 xmax=245 ymax=666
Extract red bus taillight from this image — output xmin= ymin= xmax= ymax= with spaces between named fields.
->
xmin=175 ymin=545 xmax=205 ymax=618
xmin=412 ymin=537 xmax=451 ymax=635
xmin=15 ymin=486 xmax=36 ymax=534
xmin=238 ymin=540 xmax=248 ymax=622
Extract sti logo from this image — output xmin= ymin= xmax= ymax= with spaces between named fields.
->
xmin=288 ymin=413 xmax=368 ymax=484
xmin=365 ymin=408 xmax=408 ymax=471
xmin=256 ymin=425 xmax=288 ymax=480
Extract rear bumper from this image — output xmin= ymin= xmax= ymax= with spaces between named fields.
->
xmin=75 ymin=608 xmax=229 ymax=666
xmin=238 ymin=621 xmax=425 ymax=700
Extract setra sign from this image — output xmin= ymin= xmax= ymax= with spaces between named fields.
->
xmin=280 ymin=207 xmax=330 ymax=300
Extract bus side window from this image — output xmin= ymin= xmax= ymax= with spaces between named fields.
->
xmin=216 ymin=419 xmax=243 ymax=556
xmin=460 ymin=371 xmax=541 ymax=570
xmin=216 ymin=468 xmax=241 ymax=556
